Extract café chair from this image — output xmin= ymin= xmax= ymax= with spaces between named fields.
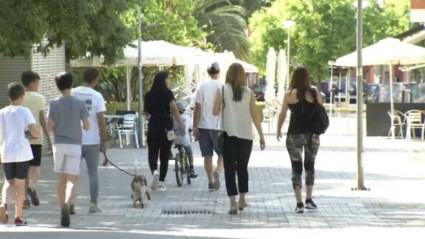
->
xmin=387 ymin=110 xmax=406 ymax=139
xmin=404 ymin=110 xmax=425 ymax=140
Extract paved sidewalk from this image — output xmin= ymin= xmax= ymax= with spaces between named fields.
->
xmin=1 ymin=136 xmax=425 ymax=238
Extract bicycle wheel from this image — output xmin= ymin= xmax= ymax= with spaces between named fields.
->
xmin=185 ymin=154 xmax=191 ymax=185
xmin=175 ymin=152 xmax=183 ymax=187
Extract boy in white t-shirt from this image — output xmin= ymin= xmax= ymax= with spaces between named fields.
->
xmin=0 ymin=83 xmax=41 ymax=226
xmin=173 ymin=102 xmax=198 ymax=178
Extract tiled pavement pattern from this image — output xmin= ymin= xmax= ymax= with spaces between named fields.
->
xmin=1 ymin=135 xmax=425 ymax=239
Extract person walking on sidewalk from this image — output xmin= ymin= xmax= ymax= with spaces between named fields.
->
xmin=213 ymin=63 xmax=265 ymax=215
xmin=193 ymin=62 xmax=224 ymax=192
xmin=72 ymin=67 xmax=106 ymax=213
xmin=276 ymin=67 xmax=322 ymax=213
xmin=21 ymin=71 xmax=52 ymax=209
xmin=48 ymin=72 xmax=90 ymax=227
xmin=0 ymin=83 xmax=41 ymax=226
xmin=144 ymin=71 xmax=185 ymax=192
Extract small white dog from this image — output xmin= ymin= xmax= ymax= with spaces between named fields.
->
xmin=131 ymin=160 xmax=151 ymax=208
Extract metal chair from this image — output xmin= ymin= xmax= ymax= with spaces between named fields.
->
xmin=115 ymin=114 xmax=139 ymax=148
xmin=404 ymin=110 xmax=424 ymax=140
xmin=387 ymin=110 xmax=406 ymax=139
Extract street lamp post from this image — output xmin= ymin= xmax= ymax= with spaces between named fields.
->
xmin=283 ymin=20 xmax=295 ymax=89
xmin=353 ymin=0 xmax=369 ymax=191
xmin=137 ymin=6 xmax=145 ymax=148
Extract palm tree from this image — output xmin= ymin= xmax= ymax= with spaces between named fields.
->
xmin=193 ymin=0 xmax=250 ymax=60
xmin=232 ymin=0 xmax=273 ymax=20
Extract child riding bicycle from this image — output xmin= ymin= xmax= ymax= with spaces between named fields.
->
xmin=173 ymin=101 xmax=198 ymax=178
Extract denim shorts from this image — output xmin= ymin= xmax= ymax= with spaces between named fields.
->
xmin=198 ymin=128 xmax=222 ymax=157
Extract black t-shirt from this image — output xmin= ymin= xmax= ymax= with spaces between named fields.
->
xmin=144 ymin=89 xmax=175 ymax=129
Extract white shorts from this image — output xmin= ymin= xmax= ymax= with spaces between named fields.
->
xmin=53 ymin=144 xmax=82 ymax=176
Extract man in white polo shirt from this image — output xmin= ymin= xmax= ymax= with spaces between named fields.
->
xmin=193 ymin=62 xmax=224 ymax=192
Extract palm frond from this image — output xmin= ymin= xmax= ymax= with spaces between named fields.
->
xmin=194 ymin=0 xmax=250 ymax=60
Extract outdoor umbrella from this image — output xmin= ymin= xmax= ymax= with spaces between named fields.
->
xmin=235 ymin=59 xmax=258 ymax=73
xmin=222 ymin=51 xmax=237 ymax=84
xmin=336 ymin=38 xmax=425 ymax=139
xmin=184 ymin=64 xmax=195 ymax=85
xmin=277 ymin=49 xmax=287 ymax=105
xmin=264 ymin=48 xmax=277 ymax=105
xmin=71 ymin=40 xmax=206 ymax=110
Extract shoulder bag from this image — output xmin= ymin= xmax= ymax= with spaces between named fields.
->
xmin=310 ymin=88 xmax=329 ymax=135
xmin=213 ymin=85 xmax=226 ymax=151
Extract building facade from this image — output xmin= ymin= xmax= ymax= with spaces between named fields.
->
xmin=0 ymin=41 xmax=65 ymax=151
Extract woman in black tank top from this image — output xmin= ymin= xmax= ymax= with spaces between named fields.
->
xmin=276 ymin=67 xmax=322 ymax=213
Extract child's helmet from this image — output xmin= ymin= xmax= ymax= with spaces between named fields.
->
xmin=176 ymin=101 xmax=186 ymax=113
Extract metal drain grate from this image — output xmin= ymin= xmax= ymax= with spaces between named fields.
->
xmin=162 ymin=209 xmax=216 ymax=215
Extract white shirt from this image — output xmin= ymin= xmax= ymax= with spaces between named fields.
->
xmin=195 ymin=79 xmax=223 ymax=129
xmin=173 ymin=114 xmax=192 ymax=146
xmin=221 ymin=84 xmax=254 ymax=140
xmin=0 ymin=106 xmax=36 ymax=163
xmin=72 ymin=86 xmax=106 ymax=145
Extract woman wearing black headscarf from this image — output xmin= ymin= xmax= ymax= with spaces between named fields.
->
xmin=144 ymin=71 xmax=185 ymax=192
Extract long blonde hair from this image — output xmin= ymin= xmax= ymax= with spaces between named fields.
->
xmin=226 ymin=63 xmax=246 ymax=102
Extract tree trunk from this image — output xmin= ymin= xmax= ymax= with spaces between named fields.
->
xmin=317 ymin=77 xmax=322 ymax=91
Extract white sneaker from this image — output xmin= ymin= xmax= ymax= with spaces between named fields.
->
xmin=295 ymin=203 xmax=304 ymax=213
xmin=89 ymin=203 xmax=102 ymax=213
xmin=157 ymin=182 xmax=166 ymax=192
xmin=305 ymin=200 xmax=318 ymax=211
xmin=151 ymin=170 xmax=159 ymax=191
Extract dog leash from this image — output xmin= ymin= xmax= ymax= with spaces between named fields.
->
xmin=102 ymin=152 xmax=135 ymax=177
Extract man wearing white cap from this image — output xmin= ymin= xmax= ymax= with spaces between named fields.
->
xmin=193 ymin=62 xmax=224 ymax=192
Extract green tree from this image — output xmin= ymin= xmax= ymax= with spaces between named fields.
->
xmin=249 ymin=0 xmax=413 ymax=80
xmin=0 ymin=0 xmax=142 ymax=64
xmin=88 ymin=0 xmax=207 ymax=102
xmin=194 ymin=0 xmax=249 ymax=60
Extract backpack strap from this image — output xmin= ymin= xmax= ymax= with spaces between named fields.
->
xmin=309 ymin=87 xmax=318 ymax=146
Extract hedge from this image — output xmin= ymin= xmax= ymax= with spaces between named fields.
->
xmin=106 ymin=101 xmax=267 ymax=122
xmin=106 ymin=102 xmax=139 ymax=115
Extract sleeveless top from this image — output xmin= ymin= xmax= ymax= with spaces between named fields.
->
xmin=221 ymin=84 xmax=254 ymax=140
xmin=287 ymin=99 xmax=315 ymax=135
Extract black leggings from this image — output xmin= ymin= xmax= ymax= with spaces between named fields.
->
xmin=147 ymin=127 xmax=172 ymax=182
xmin=222 ymin=133 xmax=253 ymax=197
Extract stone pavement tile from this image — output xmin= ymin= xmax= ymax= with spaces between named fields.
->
xmin=1 ymin=138 xmax=425 ymax=237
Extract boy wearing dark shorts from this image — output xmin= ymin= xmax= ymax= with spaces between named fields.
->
xmin=21 ymin=71 xmax=52 ymax=208
xmin=0 ymin=83 xmax=41 ymax=226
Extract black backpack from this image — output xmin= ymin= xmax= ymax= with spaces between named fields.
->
xmin=310 ymin=89 xmax=329 ymax=135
